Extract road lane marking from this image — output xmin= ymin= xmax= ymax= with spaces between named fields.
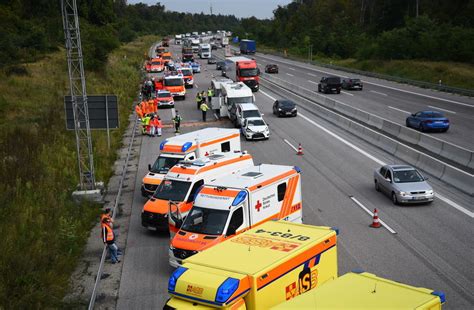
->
xmin=350 ymin=196 xmax=397 ymax=234
xmin=257 ymin=53 xmax=474 ymax=107
xmin=260 ymin=87 xmax=473 ymax=218
xmin=308 ymin=80 xmax=319 ymax=85
xmin=288 ymin=67 xmax=296 ymax=71
xmin=286 ymin=73 xmax=294 ymax=77
xmin=307 ymin=73 xmax=317 ymax=77
xmin=428 ymin=105 xmax=457 ymax=114
xmin=283 ymin=139 xmax=298 ymax=152
xmin=341 ymin=91 xmax=354 ymax=96
xmin=370 ymin=90 xmax=388 ymax=96
xmin=389 ymin=106 xmax=411 ymax=114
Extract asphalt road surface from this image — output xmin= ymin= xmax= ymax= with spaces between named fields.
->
xmin=115 ymin=41 xmax=474 ymax=309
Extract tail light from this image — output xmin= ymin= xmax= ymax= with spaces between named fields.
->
xmin=424 ymin=120 xmax=433 ymax=124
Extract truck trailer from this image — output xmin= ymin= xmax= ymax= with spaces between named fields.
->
xmin=240 ymin=39 xmax=256 ymax=54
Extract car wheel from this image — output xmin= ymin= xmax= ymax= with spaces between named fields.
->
xmin=336 ymin=90 xmax=341 ymax=94
xmin=391 ymin=192 xmax=399 ymax=205
xmin=406 ymin=120 xmax=410 ymax=128
xmin=294 ymin=112 xmax=297 ymax=117
xmin=318 ymin=86 xmax=321 ymax=93
xmin=375 ymin=181 xmax=380 ymax=192
xmin=419 ymin=123 xmax=425 ymax=132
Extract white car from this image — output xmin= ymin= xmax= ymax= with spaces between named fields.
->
xmin=241 ymin=117 xmax=270 ymax=140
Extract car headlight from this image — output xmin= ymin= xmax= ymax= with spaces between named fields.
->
xmin=246 ymin=128 xmax=252 ymax=132
xmin=264 ymin=127 xmax=269 ymax=132
xmin=426 ymin=190 xmax=434 ymax=194
xmin=292 ymin=108 xmax=297 ymax=111
xmin=278 ymin=108 xmax=282 ymax=111
xmin=399 ymin=191 xmax=409 ymax=196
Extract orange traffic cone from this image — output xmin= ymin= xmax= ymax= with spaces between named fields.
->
xmin=370 ymin=208 xmax=381 ymax=228
xmin=297 ymin=143 xmax=304 ymax=155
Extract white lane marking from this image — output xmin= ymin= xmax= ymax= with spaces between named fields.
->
xmin=389 ymin=106 xmax=411 ymax=114
xmin=370 ymin=90 xmax=388 ymax=96
xmin=308 ymin=80 xmax=319 ymax=85
xmin=307 ymin=73 xmax=317 ymax=77
xmin=288 ymin=67 xmax=296 ymax=71
xmin=257 ymin=54 xmax=474 ymax=107
xmin=341 ymin=91 xmax=354 ymax=96
xmin=428 ymin=105 xmax=457 ymax=114
xmin=260 ymin=87 xmax=473 ymax=218
xmin=436 ymin=194 xmax=474 ymax=218
xmin=283 ymin=139 xmax=298 ymax=152
xmin=286 ymin=73 xmax=294 ymax=77
xmin=366 ymin=81 xmax=474 ymax=108
xmin=350 ymin=196 xmax=397 ymax=234
xmin=260 ymin=90 xmax=276 ymax=101
xmin=260 ymin=59 xmax=267 ymax=62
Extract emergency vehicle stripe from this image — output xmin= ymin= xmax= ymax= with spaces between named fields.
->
xmin=199 ymin=133 xmax=240 ymax=147
xmin=248 ymin=170 xmax=296 ymax=191
xmin=280 ymin=175 xmax=299 ymax=218
xmin=169 ymin=166 xmax=198 ymax=175
xmin=256 ymin=239 xmax=337 ymax=291
xmin=198 ymin=154 xmax=252 ymax=173
xmin=199 ymin=187 xmax=240 ymax=197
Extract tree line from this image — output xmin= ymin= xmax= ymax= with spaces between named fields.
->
xmin=0 ymin=0 xmax=240 ymax=70
xmin=233 ymin=0 xmax=474 ymax=64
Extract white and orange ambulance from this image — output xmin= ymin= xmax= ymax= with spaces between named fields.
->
xmin=165 ymin=221 xmax=338 ymax=309
xmin=141 ymin=128 xmax=241 ymax=197
xmin=141 ymin=152 xmax=254 ymax=233
xmin=169 ymin=164 xmax=302 ymax=268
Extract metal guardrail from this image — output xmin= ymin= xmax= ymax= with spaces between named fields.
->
xmin=258 ymin=50 xmax=474 ymax=98
xmin=88 ymin=110 xmax=140 ymax=310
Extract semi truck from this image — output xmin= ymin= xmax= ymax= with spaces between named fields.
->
xmin=141 ymin=128 xmax=241 ymax=197
xmin=165 ymin=221 xmax=338 ymax=309
xmin=142 ymin=152 xmax=254 ymax=233
xmin=224 ymin=57 xmax=260 ymax=92
xmin=271 ymin=271 xmax=446 ymax=309
xmin=182 ymin=47 xmax=194 ymax=63
xmin=169 ymin=164 xmax=303 ymax=267
xmin=240 ymin=39 xmax=256 ymax=54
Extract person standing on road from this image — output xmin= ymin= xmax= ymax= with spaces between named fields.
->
xmin=195 ymin=92 xmax=202 ymax=110
xmin=135 ymin=104 xmax=143 ymax=119
xmin=200 ymin=101 xmax=210 ymax=122
xmin=101 ymin=218 xmax=121 ymax=264
xmin=173 ymin=111 xmax=182 ymax=133
xmin=207 ymin=87 xmax=214 ymax=104
xmin=156 ymin=116 xmax=162 ymax=137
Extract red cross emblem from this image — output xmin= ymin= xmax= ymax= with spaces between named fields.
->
xmin=255 ymin=200 xmax=262 ymax=212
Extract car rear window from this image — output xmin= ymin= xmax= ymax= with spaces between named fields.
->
xmin=424 ymin=112 xmax=444 ymax=118
xmin=327 ymin=77 xmax=341 ymax=83
xmin=243 ymin=110 xmax=261 ymax=118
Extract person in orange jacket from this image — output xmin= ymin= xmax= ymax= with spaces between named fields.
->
xmin=151 ymin=114 xmax=162 ymax=137
xmin=135 ymin=104 xmax=143 ymax=119
xmin=139 ymin=100 xmax=148 ymax=115
xmin=149 ymin=99 xmax=157 ymax=113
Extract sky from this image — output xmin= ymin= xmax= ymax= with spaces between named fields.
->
xmin=127 ymin=0 xmax=293 ymax=19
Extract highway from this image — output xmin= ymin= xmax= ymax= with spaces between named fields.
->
xmin=114 ymin=40 xmax=474 ymax=309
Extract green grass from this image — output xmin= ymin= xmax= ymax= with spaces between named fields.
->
xmin=254 ymin=44 xmax=474 ymax=90
xmin=0 ymin=35 xmax=158 ymax=308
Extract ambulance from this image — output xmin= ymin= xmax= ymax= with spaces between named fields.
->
xmin=149 ymin=57 xmax=164 ymax=73
xmin=169 ymin=164 xmax=302 ymax=267
xmin=271 ymin=271 xmax=446 ymax=309
xmin=141 ymin=128 xmax=241 ymax=197
xmin=178 ymin=66 xmax=194 ymax=88
xmin=163 ymin=72 xmax=186 ymax=100
xmin=141 ymin=152 xmax=254 ymax=232
xmin=164 ymin=221 xmax=338 ymax=309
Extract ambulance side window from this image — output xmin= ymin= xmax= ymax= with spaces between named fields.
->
xmin=187 ymin=180 xmax=204 ymax=202
xmin=277 ymin=182 xmax=287 ymax=202
xmin=227 ymin=207 xmax=243 ymax=236
xmin=221 ymin=141 xmax=230 ymax=152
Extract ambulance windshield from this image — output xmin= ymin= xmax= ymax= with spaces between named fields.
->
xmin=181 ymin=206 xmax=229 ymax=235
xmin=151 ymin=155 xmax=182 ymax=174
xmin=153 ymin=179 xmax=191 ymax=201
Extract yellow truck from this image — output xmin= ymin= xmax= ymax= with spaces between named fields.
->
xmin=164 ymin=221 xmax=338 ymax=309
xmin=271 ymin=271 xmax=446 ymax=309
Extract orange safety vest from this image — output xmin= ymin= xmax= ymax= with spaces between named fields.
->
xmin=156 ymin=119 xmax=162 ymax=128
xmin=135 ymin=105 xmax=143 ymax=118
xmin=148 ymin=100 xmax=157 ymax=113
xmin=102 ymin=224 xmax=114 ymax=243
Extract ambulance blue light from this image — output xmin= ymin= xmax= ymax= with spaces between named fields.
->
xmin=294 ymin=166 xmax=301 ymax=173
xmin=168 ymin=267 xmax=187 ymax=292
xmin=431 ymin=291 xmax=446 ymax=303
xmin=231 ymin=191 xmax=247 ymax=206
xmin=182 ymin=142 xmax=193 ymax=152
xmin=159 ymin=140 xmax=168 ymax=150
xmin=215 ymin=277 xmax=239 ymax=303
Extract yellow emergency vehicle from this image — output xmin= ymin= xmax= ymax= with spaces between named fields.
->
xmin=271 ymin=271 xmax=446 ymax=309
xmin=164 ymin=221 xmax=338 ymax=309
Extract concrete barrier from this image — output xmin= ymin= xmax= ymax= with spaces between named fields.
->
xmin=441 ymin=166 xmax=474 ymax=196
xmin=367 ymin=114 xmax=384 ymax=129
xmin=397 ymin=126 xmax=421 ymax=145
xmin=394 ymin=145 xmax=421 ymax=166
xmin=469 ymin=155 xmax=474 ymax=170
xmin=376 ymin=135 xmax=399 ymax=154
xmin=416 ymin=153 xmax=446 ymax=179
xmin=418 ymin=134 xmax=443 ymax=155
xmin=381 ymin=120 xmax=401 ymax=137
xmin=354 ymin=109 xmax=370 ymax=123
xmin=440 ymin=143 xmax=472 ymax=167
xmin=361 ymin=126 xmax=382 ymax=145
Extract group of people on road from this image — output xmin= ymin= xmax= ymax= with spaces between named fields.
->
xmin=135 ymin=97 xmax=163 ymax=137
xmin=196 ymin=87 xmax=214 ymax=122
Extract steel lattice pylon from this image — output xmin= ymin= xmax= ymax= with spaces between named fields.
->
xmin=61 ymin=0 xmax=95 ymax=190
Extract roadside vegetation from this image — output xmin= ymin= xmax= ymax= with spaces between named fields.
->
xmin=0 ymin=34 xmax=158 ymax=308
xmin=233 ymin=0 xmax=474 ymax=90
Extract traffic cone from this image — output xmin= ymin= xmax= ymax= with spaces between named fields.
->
xmin=297 ymin=143 xmax=304 ymax=155
xmin=370 ymin=208 xmax=381 ymax=228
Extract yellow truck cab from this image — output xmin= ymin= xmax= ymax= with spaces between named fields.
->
xmin=165 ymin=221 xmax=338 ymax=309
xmin=271 ymin=271 xmax=446 ymax=309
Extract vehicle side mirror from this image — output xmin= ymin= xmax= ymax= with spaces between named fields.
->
xmin=385 ymin=178 xmax=391 ymax=183
xmin=148 ymin=164 xmax=152 ymax=171
xmin=257 ymin=68 xmax=261 ymax=75
xmin=261 ymin=113 xmax=265 ymax=116
xmin=411 ymin=113 xmax=416 ymax=117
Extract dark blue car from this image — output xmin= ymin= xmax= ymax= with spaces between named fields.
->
xmin=406 ymin=111 xmax=450 ymax=132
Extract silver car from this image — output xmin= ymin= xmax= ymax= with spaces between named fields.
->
xmin=374 ymin=165 xmax=434 ymax=205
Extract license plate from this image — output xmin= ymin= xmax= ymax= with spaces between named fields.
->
xmin=148 ymin=226 xmax=157 ymax=231
xmin=286 ymin=112 xmax=292 ymax=115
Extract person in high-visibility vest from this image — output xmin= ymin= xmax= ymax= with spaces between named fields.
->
xmin=196 ymin=92 xmax=202 ymax=110
xmin=101 ymin=218 xmax=121 ymax=264
xmin=142 ymin=114 xmax=151 ymax=135
xmin=135 ymin=104 xmax=143 ymax=119
xmin=200 ymin=101 xmax=210 ymax=122
xmin=173 ymin=111 xmax=182 ymax=133
xmin=207 ymin=87 xmax=214 ymax=104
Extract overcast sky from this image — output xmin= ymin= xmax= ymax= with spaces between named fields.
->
xmin=128 ymin=0 xmax=293 ymax=19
